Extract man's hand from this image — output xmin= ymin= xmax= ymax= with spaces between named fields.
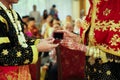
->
xmin=36 ymin=38 xmax=59 ymax=52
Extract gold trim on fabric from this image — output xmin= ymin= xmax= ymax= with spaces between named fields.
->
xmin=0 ymin=15 xmax=9 ymax=31
xmin=31 ymin=45 xmax=38 ymax=64
xmin=34 ymin=39 xmax=40 ymax=45
xmin=0 ymin=37 xmax=10 ymax=44
xmin=97 ymin=44 xmax=120 ymax=57
xmin=88 ymin=0 xmax=98 ymax=46
xmin=81 ymin=21 xmax=90 ymax=44
xmin=103 ymin=8 xmax=111 ymax=16
xmin=109 ymin=34 xmax=120 ymax=46
xmin=95 ymin=20 xmax=120 ymax=32
xmin=99 ymin=50 xmax=108 ymax=63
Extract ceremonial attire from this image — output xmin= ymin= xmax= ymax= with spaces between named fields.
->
xmin=80 ymin=0 xmax=120 ymax=79
xmin=0 ymin=2 xmax=39 ymax=80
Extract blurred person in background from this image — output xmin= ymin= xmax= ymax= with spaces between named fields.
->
xmin=63 ymin=22 xmax=74 ymax=32
xmin=25 ymin=17 xmax=41 ymax=38
xmin=73 ymin=18 xmax=84 ymax=35
xmin=49 ymin=4 xmax=59 ymax=20
xmin=30 ymin=5 xmax=41 ymax=27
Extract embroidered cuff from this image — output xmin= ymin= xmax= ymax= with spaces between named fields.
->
xmin=34 ymin=39 xmax=40 ymax=45
xmin=31 ymin=45 xmax=39 ymax=64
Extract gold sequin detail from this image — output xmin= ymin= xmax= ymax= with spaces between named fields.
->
xmin=106 ymin=70 xmax=111 ymax=75
xmin=2 ymin=49 xmax=8 ymax=55
xmin=103 ymin=8 xmax=111 ymax=16
xmin=16 ymin=51 xmax=22 ymax=57
xmin=24 ymin=59 xmax=30 ymax=64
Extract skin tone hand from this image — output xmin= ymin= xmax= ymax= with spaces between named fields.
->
xmin=56 ymin=30 xmax=80 ymax=43
xmin=57 ymin=30 xmax=87 ymax=52
xmin=36 ymin=38 xmax=59 ymax=52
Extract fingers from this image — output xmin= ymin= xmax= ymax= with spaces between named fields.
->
xmin=51 ymin=43 xmax=59 ymax=48
xmin=55 ymin=30 xmax=66 ymax=33
xmin=45 ymin=37 xmax=54 ymax=41
xmin=47 ymin=39 xmax=54 ymax=44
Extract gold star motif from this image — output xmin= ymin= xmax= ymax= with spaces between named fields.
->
xmin=103 ymin=8 xmax=111 ymax=16
xmin=2 ymin=49 xmax=9 ymax=55
xmin=94 ymin=68 xmax=97 ymax=72
xmin=26 ymin=50 xmax=29 ymax=54
xmin=87 ymin=75 xmax=90 ymax=80
xmin=98 ymin=70 xmax=102 ymax=73
xmin=106 ymin=70 xmax=111 ymax=75
xmin=24 ymin=59 xmax=30 ymax=64
xmin=65 ymin=60 xmax=69 ymax=65
xmin=16 ymin=51 xmax=22 ymax=57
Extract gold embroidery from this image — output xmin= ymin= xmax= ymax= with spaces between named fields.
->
xmin=94 ymin=68 xmax=97 ymax=72
xmin=65 ymin=60 xmax=69 ymax=65
xmin=87 ymin=75 xmax=90 ymax=80
xmin=2 ymin=49 xmax=9 ymax=55
xmin=95 ymin=20 xmax=120 ymax=32
xmin=74 ymin=55 xmax=79 ymax=59
xmin=88 ymin=56 xmax=95 ymax=65
xmin=31 ymin=45 xmax=38 ymax=64
xmin=24 ymin=59 xmax=30 ymax=64
xmin=98 ymin=70 xmax=102 ymax=73
xmin=0 ymin=15 xmax=9 ymax=31
xmin=16 ymin=51 xmax=22 ymax=57
xmin=97 ymin=44 xmax=120 ymax=57
xmin=106 ymin=70 xmax=111 ymax=75
xmin=103 ymin=8 xmax=111 ymax=16
xmin=0 ymin=37 xmax=10 ymax=44
xmin=109 ymin=34 xmax=120 ymax=46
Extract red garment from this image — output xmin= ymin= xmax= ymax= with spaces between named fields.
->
xmin=0 ymin=65 xmax=31 ymax=80
xmin=81 ymin=0 xmax=120 ymax=57
xmin=59 ymin=45 xmax=85 ymax=80
xmin=29 ymin=64 xmax=37 ymax=80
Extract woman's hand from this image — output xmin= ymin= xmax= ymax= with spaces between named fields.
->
xmin=56 ymin=30 xmax=80 ymax=43
xmin=61 ymin=37 xmax=87 ymax=52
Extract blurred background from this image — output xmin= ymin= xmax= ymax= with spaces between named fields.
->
xmin=13 ymin=0 xmax=90 ymax=20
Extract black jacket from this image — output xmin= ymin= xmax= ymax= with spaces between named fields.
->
xmin=0 ymin=6 xmax=39 ymax=66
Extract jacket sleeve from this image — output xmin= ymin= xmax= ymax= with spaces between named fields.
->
xmin=0 ymin=19 xmax=39 ymax=66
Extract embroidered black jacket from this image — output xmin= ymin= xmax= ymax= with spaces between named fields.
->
xmin=0 ymin=6 xmax=39 ymax=66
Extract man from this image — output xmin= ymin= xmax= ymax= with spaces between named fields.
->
xmin=30 ymin=5 xmax=41 ymax=27
xmin=0 ymin=0 xmax=58 ymax=80
xmin=49 ymin=4 xmax=59 ymax=19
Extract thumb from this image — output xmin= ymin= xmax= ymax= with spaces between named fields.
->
xmin=51 ymin=43 xmax=59 ymax=48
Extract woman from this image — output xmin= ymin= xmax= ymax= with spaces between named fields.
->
xmin=25 ymin=17 xmax=41 ymax=38
xmin=60 ymin=0 xmax=120 ymax=79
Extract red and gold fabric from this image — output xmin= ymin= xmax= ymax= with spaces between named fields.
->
xmin=81 ymin=0 xmax=120 ymax=57
xmin=0 ymin=65 xmax=31 ymax=80
xmin=59 ymin=37 xmax=85 ymax=80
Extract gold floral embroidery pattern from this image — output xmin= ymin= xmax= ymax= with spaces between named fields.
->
xmin=109 ymin=34 xmax=120 ymax=46
xmin=103 ymin=8 xmax=111 ymax=16
xmin=97 ymin=44 xmax=120 ymax=57
xmin=95 ymin=20 xmax=120 ymax=32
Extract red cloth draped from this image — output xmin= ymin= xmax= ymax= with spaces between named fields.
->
xmin=58 ymin=45 xmax=85 ymax=80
